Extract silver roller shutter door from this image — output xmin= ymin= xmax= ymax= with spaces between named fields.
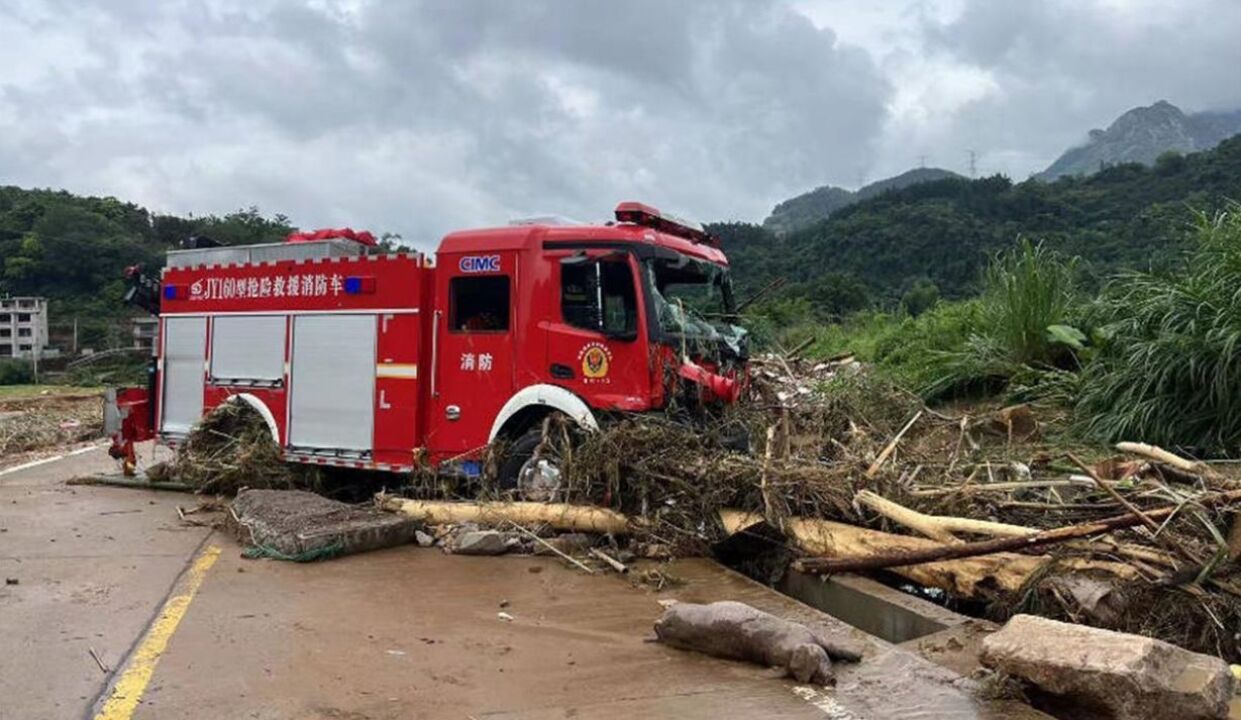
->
xmin=161 ymin=317 xmax=207 ymax=434
xmin=289 ymin=315 xmax=375 ymax=451
xmin=210 ymin=315 xmax=285 ymax=382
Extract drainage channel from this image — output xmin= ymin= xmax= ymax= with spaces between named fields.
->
xmin=777 ymin=569 xmax=966 ymax=644
xmin=713 ymin=526 xmax=986 ymax=649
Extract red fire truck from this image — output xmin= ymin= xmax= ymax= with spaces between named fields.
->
xmin=109 ymin=202 xmax=748 ymax=496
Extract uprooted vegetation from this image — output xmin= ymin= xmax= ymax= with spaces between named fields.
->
xmin=554 ymin=365 xmax=1241 ymax=662
xmin=0 ymin=390 xmax=103 ymax=458
xmin=152 ymin=400 xmax=304 ymax=494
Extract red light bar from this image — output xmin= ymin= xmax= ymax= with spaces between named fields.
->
xmin=286 ymin=227 xmax=378 ymax=247
xmin=614 ymin=201 xmax=716 ymax=246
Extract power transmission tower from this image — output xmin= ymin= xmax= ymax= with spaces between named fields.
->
xmin=968 ymin=150 xmax=977 ymax=178
xmin=918 ymin=154 xmax=927 ymax=169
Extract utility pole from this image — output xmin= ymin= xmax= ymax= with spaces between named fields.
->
xmin=968 ymin=150 xmax=978 ymax=178
xmin=72 ymin=317 xmax=78 ymax=355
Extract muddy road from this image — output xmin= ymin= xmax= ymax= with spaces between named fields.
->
xmin=1 ymin=445 xmax=1047 ymax=720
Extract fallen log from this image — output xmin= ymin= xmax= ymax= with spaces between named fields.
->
xmin=379 ymin=497 xmax=631 ymax=535
xmin=654 ymin=601 xmax=862 ymax=684
xmin=794 ymin=488 xmax=1241 ymax=576
xmin=719 ymin=510 xmax=1136 ymax=597
xmin=855 ymin=490 xmax=1035 ymax=542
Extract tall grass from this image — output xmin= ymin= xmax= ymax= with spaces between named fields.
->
xmin=916 ymin=239 xmax=1080 ymax=399
xmin=981 ymin=239 xmax=1079 ymax=365
xmin=1077 ymin=206 xmax=1241 ymax=452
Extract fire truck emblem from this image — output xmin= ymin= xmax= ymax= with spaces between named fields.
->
xmin=578 ymin=342 xmax=611 ymax=382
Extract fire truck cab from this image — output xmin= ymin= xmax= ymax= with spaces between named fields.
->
xmin=111 ymin=202 xmax=747 ymax=491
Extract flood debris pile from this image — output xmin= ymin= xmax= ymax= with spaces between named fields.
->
xmin=0 ymin=393 xmax=103 ymax=456
xmin=487 ymin=357 xmax=1241 ymax=663
xmin=155 ymin=400 xmax=303 ymax=494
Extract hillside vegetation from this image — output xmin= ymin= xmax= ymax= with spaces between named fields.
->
xmin=715 ymin=135 xmax=1241 ymax=315
xmin=762 ymin=167 xmax=961 ymax=236
xmin=757 ymin=205 xmax=1241 ymax=455
xmin=0 ymin=187 xmax=294 ymax=346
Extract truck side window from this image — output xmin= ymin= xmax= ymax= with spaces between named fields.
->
xmin=561 ymin=260 xmax=636 ymax=336
xmin=450 ymin=276 xmax=510 ymax=332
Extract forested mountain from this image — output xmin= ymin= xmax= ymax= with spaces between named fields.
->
xmin=6 ymin=133 xmax=1241 ymax=344
xmin=1037 ymin=101 xmax=1241 ymax=181
xmin=762 ymin=167 xmax=961 ymax=236
xmin=0 ymin=187 xmax=293 ymax=345
xmin=714 ymin=135 xmax=1241 ymax=317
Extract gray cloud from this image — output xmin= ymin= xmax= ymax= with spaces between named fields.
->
xmin=0 ymin=0 xmax=1238 ymax=244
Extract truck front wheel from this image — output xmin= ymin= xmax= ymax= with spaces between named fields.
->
xmin=496 ymin=422 xmax=567 ymax=502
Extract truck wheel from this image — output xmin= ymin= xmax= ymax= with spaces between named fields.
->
xmin=497 ymin=425 xmax=564 ymax=502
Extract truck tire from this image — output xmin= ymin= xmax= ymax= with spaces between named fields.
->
xmin=497 ymin=425 xmax=564 ymax=501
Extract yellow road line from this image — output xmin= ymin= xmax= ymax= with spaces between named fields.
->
xmin=93 ymin=545 xmax=221 ymax=720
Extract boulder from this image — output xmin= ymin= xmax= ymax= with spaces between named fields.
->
xmin=980 ymin=614 xmax=1232 ymax=720
xmin=449 ymin=530 xmax=514 ymax=556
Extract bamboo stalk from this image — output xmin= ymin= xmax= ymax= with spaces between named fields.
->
xmin=865 ymin=411 xmax=922 ymax=479
xmin=589 ymin=547 xmax=629 ymax=574
xmin=1115 ymin=441 xmax=1209 ymax=475
xmin=910 ymin=477 xmax=1096 ymax=496
xmin=1070 ymin=452 xmax=1201 ymax=563
xmin=507 ymin=522 xmax=595 ymax=574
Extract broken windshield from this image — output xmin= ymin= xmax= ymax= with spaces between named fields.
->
xmin=644 ymin=255 xmax=736 ymax=341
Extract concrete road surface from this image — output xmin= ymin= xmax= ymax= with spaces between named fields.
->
xmin=1 ymin=445 xmax=1041 ymax=720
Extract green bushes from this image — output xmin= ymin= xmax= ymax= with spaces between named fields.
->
xmin=0 ymin=359 xmax=34 ymax=385
xmin=1077 ymin=207 xmax=1241 ymax=452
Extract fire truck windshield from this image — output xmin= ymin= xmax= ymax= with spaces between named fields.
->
xmin=644 ymin=255 xmax=743 ymax=358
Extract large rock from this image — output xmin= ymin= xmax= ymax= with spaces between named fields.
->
xmin=449 ymin=530 xmax=515 ymax=556
xmin=980 ymin=614 xmax=1232 ymax=720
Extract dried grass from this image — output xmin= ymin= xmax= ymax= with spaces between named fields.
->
xmin=0 ymin=395 xmax=103 ymax=456
xmin=162 ymin=401 xmax=303 ymax=494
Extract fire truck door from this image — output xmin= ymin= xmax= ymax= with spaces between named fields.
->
xmin=430 ymin=255 xmax=514 ymax=454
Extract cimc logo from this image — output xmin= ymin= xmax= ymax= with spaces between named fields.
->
xmin=459 ymin=255 xmax=501 ymax=273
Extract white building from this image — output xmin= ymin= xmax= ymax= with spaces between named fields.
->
xmin=0 ymin=297 xmax=49 ymax=359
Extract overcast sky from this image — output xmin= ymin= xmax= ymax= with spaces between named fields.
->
xmin=1 ymin=0 xmax=1239 ymax=246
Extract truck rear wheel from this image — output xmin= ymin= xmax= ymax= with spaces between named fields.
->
xmin=497 ymin=423 xmax=566 ymax=502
